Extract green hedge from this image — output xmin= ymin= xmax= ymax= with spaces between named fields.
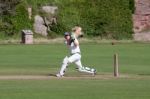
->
xmin=0 ymin=0 xmax=32 ymax=38
xmin=0 ymin=0 xmax=134 ymax=39
xmin=11 ymin=1 xmax=32 ymax=35
xmin=54 ymin=0 xmax=133 ymax=39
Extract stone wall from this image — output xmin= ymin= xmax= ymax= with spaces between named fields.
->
xmin=133 ymin=0 xmax=150 ymax=41
xmin=133 ymin=0 xmax=150 ymax=33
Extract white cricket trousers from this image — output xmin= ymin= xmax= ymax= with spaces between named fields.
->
xmin=59 ymin=53 xmax=94 ymax=75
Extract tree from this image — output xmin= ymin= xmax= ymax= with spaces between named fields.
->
xmin=0 ymin=0 xmax=21 ymax=37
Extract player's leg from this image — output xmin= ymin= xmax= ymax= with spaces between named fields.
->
xmin=56 ymin=54 xmax=80 ymax=77
xmin=75 ymin=60 xmax=96 ymax=74
xmin=56 ymin=56 xmax=69 ymax=77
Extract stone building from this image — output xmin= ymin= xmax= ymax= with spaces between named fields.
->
xmin=133 ymin=0 xmax=150 ymax=41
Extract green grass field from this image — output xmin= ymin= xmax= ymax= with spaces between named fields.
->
xmin=0 ymin=43 xmax=150 ymax=99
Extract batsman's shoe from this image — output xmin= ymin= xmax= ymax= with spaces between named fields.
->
xmin=92 ymin=69 xmax=97 ymax=76
xmin=56 ymin=73 xmax=64 ymax=77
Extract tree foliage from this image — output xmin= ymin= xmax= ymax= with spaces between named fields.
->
xmin=54 ymin=0 xmax=133 ymax=39
xmin=0 ymin=0 xmax=134 ymax=39
xmin=0 ymin=0 xmax=32 ymax=38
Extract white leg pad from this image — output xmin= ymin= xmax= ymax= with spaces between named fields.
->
xmin=63 ymin=56 xmax=69 ymax=64
xmin=78 ymin=67 xmax=94 ymax=74
xmin=59 ymin=56 xmax=69 ymax=75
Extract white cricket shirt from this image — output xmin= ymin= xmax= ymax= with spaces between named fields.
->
xmin=69 ymin=34 xmax=81 ymax=54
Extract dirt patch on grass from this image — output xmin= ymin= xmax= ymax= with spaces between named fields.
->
xmin=0 ymin=72 xmax=149 ymax=80
xmin=0 ymin=75 xmax=50 ymax=80
xmin=0 ymin=73 xmax=137 ymax=80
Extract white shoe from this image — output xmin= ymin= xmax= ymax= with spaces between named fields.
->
xmin=92 ymin=69 xmax=97 ymax=76
xmin=56 ymin=73 xmax=64 ymax=77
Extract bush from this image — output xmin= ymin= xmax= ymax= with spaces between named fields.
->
xmin=55 ymin=0 xmax=133 ymax=39
xmin=11 ymin=1 xmax=32 ymax=35
xmin=129 ymin=0 xmax=135 ymax=14
xmin=0 ymin=0 xmax=134 ymax=39
xmin=0 ymin=0 xmax=32 ymax=38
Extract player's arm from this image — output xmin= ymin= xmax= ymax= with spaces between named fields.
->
xmin=71 ymin=35 xmax=79 ymax=46
xmin=73 ymin=39 xmax=79 ymax=46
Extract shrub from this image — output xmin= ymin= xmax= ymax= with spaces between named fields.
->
xmin=11 ymin=1 xmax=32 ymax=36
xmin=55 ymin=0 xmax=133 ymax=39
xmin=0 ymin=0 xmax=32 ymax=38
xmin=0 ymin=0 xmax=134 ymax=39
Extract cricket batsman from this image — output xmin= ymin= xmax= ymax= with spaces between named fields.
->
xmin=56 ymin=26 xmax=96 ymax=77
